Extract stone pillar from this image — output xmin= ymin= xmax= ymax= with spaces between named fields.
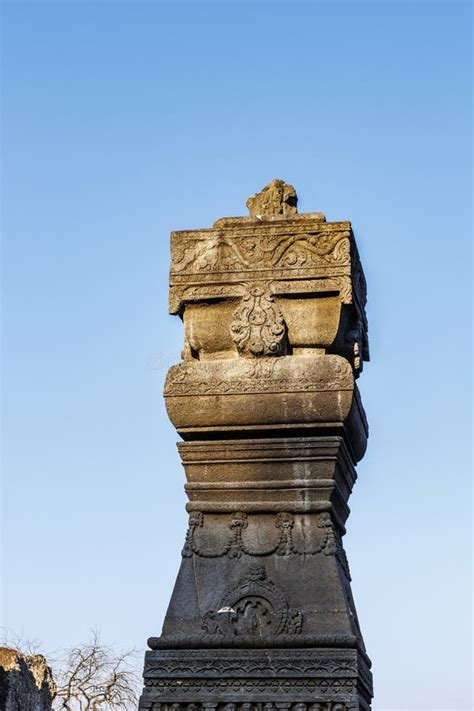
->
xmin=140 ymin=180 xmax=373 ymax=711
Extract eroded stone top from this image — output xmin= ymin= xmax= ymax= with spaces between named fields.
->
xmin=246 ymin=179 xmax=298 ymax=218
xmin=167 ymin=183 xmax=369 ymax=375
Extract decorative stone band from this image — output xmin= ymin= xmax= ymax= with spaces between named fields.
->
xmin=165 ymin=355 xmax=353 ymax=397
xmin=180 ymin=511 xmax=351 ymax=583
xmin=170 ymin=276 xmax=354 ymax=317
xmin=181 ymin=511 xmax=346 ymax=562
xmin=139 ymin=648 xmax=372 ymax=710
xmin=143 ymin=678 xmax=356 ymax=696
xmin=148 ymin=633 xmax=365 ymax=651
xmin=143 ymin=648 xmax=369 ymax=678
xmin=170 ymin=224 xmax=352 ymax=279
xmin=141 ymin=701 xmax=359 ymax=711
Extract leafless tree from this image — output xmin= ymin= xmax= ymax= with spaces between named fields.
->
xmin=1 ymin=628 xmax=140 ymax=710
xmin=51 ymin=630 xmax=140 ymax=711
xmin=0 ymin=627 xmax=42 ymax=655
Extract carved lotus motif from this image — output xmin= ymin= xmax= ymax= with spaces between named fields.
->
xmin=230 ymin=285 xmax=287 ymax=357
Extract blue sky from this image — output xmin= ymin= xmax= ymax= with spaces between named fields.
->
xmin=1 ymin=1 xmax=472 ymax=709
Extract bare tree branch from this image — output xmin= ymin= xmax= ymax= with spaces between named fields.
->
xmin=0 ymin=627 xmax=42 ymax=655
xmin=1 ymin=628 xmax=140 ymax=710
xmin=52 ymin=630 xmax=139 ymax=711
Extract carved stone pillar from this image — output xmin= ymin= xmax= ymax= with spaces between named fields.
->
xmin=139 ymin=180 xmax=373 ymax=711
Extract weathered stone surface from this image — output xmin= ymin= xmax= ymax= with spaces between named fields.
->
xmin=246 ymin=179 xmax=298 ymax=218
xmin=139 ymin=183 xmax=373 ymax=710
xmin=168 ymin=208 xmax=368 ymax=374
xmin=180 ymin=436 xmax=358 ymax=526
xmin=0 ymin=648 xmax=56 ymax=711
xmin=164 ymin=356 xmax=368 ymax=460
xmin=141 ymin=649 xmax=372 ymax=708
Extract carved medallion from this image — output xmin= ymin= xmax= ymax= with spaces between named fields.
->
xmin=202 ymin=565 xmax=302 ymax=638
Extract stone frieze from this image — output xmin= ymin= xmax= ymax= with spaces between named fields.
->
xmin=181 ymin=512 xmax=338 ymax=560
xmin=170 ymin=229 xmax=351 ymax=277
xmin=164 ymin=355 xmax=353 ymax=398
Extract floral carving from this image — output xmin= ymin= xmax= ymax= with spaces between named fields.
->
xmin=271 ymin=233 xmax=350 ymax=268
xmin=171 ymin=230 xmax=351 ymax=276
xmin=230 ymin=285 xmax=287 ymax=357
xmin=318 ymin=512 xmax=338 ymax=555
xmin=181 ymin=512 xmax=204 ymax=557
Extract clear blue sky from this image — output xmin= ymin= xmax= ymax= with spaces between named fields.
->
xmin=2 ymin=1 xmax=472 ymax=709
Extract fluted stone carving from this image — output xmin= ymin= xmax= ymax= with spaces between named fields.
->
xmin=139 ymin=181 xmax=373 ymax=710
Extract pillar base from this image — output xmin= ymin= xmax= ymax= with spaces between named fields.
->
xmin=139 ymin=648 xmax=372 ymax=711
